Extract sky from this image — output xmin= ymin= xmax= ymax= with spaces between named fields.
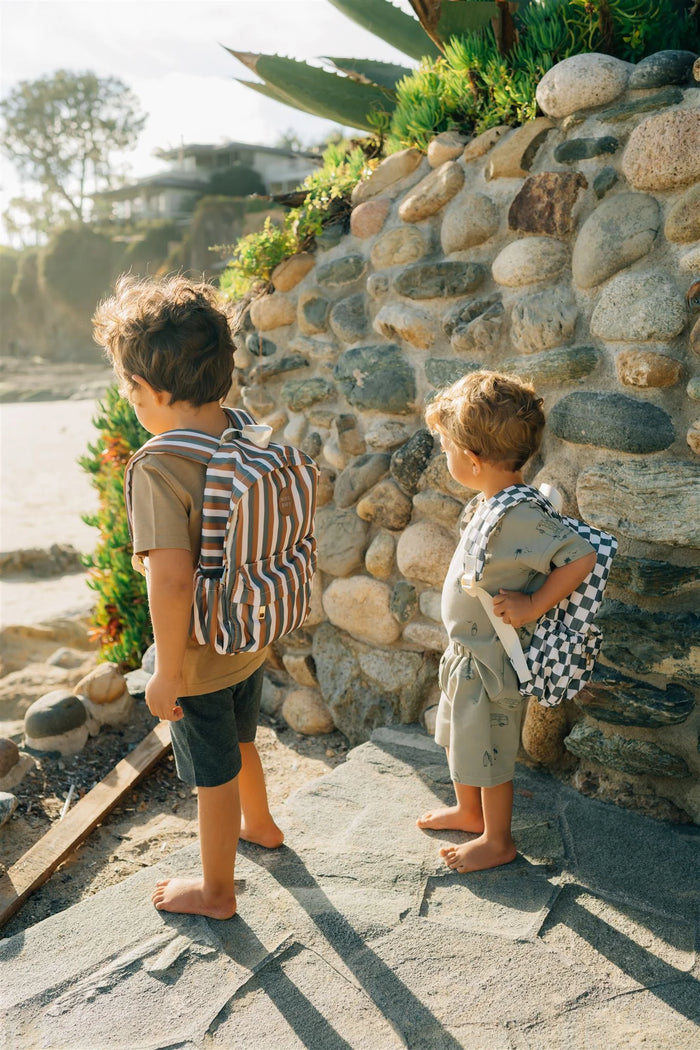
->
xmin=0 ymin=0 xmax=418 ymax=224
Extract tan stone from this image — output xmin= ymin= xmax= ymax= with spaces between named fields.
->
xmin=249 ymin=292 xmax=297 ymax=330
xmin=271 ymin=253 xmax=315 ymax=292
xmin=440 ymin=193 xmax=499 ymax=253
xmin=691 ymin=316 xmax=700 ymax=356
xmin=75 ymin=662 xmax=127 ymax=705
xmin=365 ymin=531 xmax=396 ymax=579
xmin=304 ymin=570 xmax=326 ymax=627
xmin=396 ymin=521 xmax=455 ymax=585
xmin=680 ymin=246 xmax=700 ymax=273
xmin=402 ymin=620 xmax=449 ymax=651
xmin=0 ymin=738 xmax=20 ymax=777
xmin=616 ymin=349 xmax=683 ymax=389
xmin=373 ymin=301 xmax=435 ymax=350
xmin=428 ymin=131 xmax=467 ymax=168
xmin=521 ymin=699 xmax=569 ymax=765
xmin=485 ymin=118 xmax=553 ymax=179
xmin=370 ymin=226 xmax=428 ymax=269
xmin=622 ymin=110 xmax=700 ymax=191
xmin=351 ymin=149 xmax=424 ymax=205
xmin=322 ymin=576 xmax=401 ymax=645
xmin=421 ymin=453 xmax=475 ymax=501
xmin=398 ymin=161 xmax=465 ymax=223
xmin=281 ymin=688 xmax=334 ymax=735
xmin=665 ymin=184 xmax=700 ymax=244
xmin=536 ymin=53 xmax=630 ymax=118
xmin=412 ymin=490 xmax=463 ymax=528
xmin=356 ymin=479 xmax=413 ymax=532
xmin=242 ymin=385 xmax=276 ymax=417
xmin=282 ymin=652 xmax=318 ymax=687
xmin=687 ymin=421 xmax=700 ymax=456
xmin=350 ymin=198 xmax=390 ymax=238
xmin=492 ymin=236 xmax=568 ymax=287
xmin=462 ymin=125 xmax=510 ymax=162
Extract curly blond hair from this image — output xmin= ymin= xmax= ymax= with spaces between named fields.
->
xmin=425 ymin=370 xmax=545 ymax=470
xmin=93 ymin=274 xmax=235 ymax=406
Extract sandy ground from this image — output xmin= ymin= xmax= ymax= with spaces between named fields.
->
xmin=0 ymin=362 xmax=348 ymax=938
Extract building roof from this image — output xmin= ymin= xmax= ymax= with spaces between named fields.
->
xmin=154 ymin=141 xmax=323 ymax=163
xmin=94 ymin=173 xmax=208 ymax=201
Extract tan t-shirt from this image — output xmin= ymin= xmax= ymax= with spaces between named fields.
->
xmin=130 ymin=452 xmax=267 ymax=696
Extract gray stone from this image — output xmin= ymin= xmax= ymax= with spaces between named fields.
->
xmin=665 ymin=183 xmax=700 ymax=243
xmin=442 ymin=295 xmax=500 ymax=336
xmin=609 ymin=555 xmax=700 ymax=597
xmin=419 ymin=590 xmax=442 ymax=622
xmin=622 ymin=109 xmax=700 ymax=190
xmin=393 ymin=260 xmax=486 ymax=300
xmin=549 ymin=392 xmax=674 ymax=453
xmin=590 ymin=272 xmax=687 ymax=342
xmin=597 ymin=601 xmax=700 ymax=688
xmin=553 ymin=136 xmax=618 ymax=163
xmin=312 ymin=623 xmax=436 ymax=742
xmin=24 ymin=689 xmax=89 ymax=755
xmin=577 ymin=459 xmax=700 ymax=548
xmin=329 ymin=294 xmax=369 ymax=344
xmin=297 ymin=291 xmax=330 ymax=335
xmin=281 ymin=377 xmax=334 ymax=412
xmin=367 ymin=272 xmax=391 ymax=300
xmin=365 ymin=420 xmax=413 ymax=451
xmin=564 ymin=722 xmax=690 ymax=778
xmin=390 ymin=581 xmax=418 ymax=624
xmin=316 ymin=253 xmax=367 ymax=287
xmin=370 ymin=227 xmax=428 ymax=269
xmin=510 ymin=288 xmax=578 ymax=355
xmin=333 ymin=453 xmax=391 ymax=508
xmin=593 ymin=165 xmax=618 ymax=199
xmin=315 ymin=219 xmax=346 ymax=250
xmin=492 ymin=237 xmax=568 ymax=287
xmin=577 ymin=664 xmax=695 ymax=728
xmin=356 ymin=478 xmax=414 ymax=531
xmin=373 ymin=301 xmax=436 ymax=349
xmin=365 ymin=531 xmax=395 ymax=579
xmin=500 ymin=346 xmax=599 ymax=385
xmin=402 ymin=620 xmax=449 ymax=651
xmin=597 ymin=86 xmax=684 ymax=122
xmin=425 ymin=357 xmax=479 ymax=389
xmin=508 ymin=172 xmax=588 ymax=237
xmin=248 ymin=353 xmax=309 ymax=382
xmin=334 ymin=413 xmax=365 ymax=456
xmin=535 ymin=53 xmax=630 ymax=118
xmin=398 ymin=160 xmax=465 ymax=222
xmin=390 ymin=429 xmax=434 ymax=496
xmin=334 ymin=344 xmax=416 ymax=415
xmin=0 ymin=791 xmax=18 ymax=827
xmin=315 ymin=507 xmax=369 ymax=576
xmin=628 ymin=50 xmax=698 ymax=88
xmin=440 ymin=193 xmax=499 ymax=253
xmin=245 ymin=332 xmax=276 ymax=357
xmin=412 ymin=490 xmax=463 ymax=528
xmin=289 ymin=333 xmax=339 ymax=363
xmin=572 ymin=192 xmax=660 ymax=289
xmin=396 ymin=521 xmax=456 ymax=586
xmin=452 ymin=302 xmax=505 ymax=356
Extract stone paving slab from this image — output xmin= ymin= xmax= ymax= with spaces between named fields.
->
xmin=2 ymin=724 xmax=699 ymax=1049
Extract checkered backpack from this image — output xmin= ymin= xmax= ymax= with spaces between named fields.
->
xmin=461 ymin=484 xmax=617 ymax=707
xmin=125 ymin=408 xmax=318 ymax=654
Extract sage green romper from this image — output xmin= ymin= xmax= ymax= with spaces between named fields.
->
xmin=435 ymin=497 xmax=594 ymax=788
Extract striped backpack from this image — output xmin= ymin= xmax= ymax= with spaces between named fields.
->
xmin=460 ymin=484 xmax=617 ymax=708
xmin=125 ymin=408 xmax=318 ymax=654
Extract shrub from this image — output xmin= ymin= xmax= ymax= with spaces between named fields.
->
xmin=41 ymin=226 xmax=124 ymax=313
xmin=205 ymin=165 xmax=266 ymax=198
xmin=122 ymin=219 xmax=182 ymax=275
xmin=11 ymin=248 xmax=41 ymax=305
xmin=0 ymin=247 xmax=19 ymax=315
xmin=80 ymin=385 xmax=151 ymax=668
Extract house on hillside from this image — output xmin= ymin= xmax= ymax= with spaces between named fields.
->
xmin=96 ymin=141 xmax=322 ymax=224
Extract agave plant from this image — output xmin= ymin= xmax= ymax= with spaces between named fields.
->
xmin=226 ymin=0 xmax=516 ymax=132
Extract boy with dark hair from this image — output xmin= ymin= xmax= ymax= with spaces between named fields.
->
xmin=94 ymin=275 xmax=282 ymax=919
xmin=418 ymin=371 xmax=597 ymax=873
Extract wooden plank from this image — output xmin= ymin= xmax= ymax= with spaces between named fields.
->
xmin=0 ymin=721 xmax=171 ymax=931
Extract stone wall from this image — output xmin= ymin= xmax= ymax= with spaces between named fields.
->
xmin=230 ymin=51 xmax=700 ymax=823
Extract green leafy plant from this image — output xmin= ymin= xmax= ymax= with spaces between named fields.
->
xmin=41 ymin=226 xmax=124 ymax=312
xmin=80 ymin=385 xmax=152 ymax=668
xmin=219 ymin=142 xmax=373 ymax=300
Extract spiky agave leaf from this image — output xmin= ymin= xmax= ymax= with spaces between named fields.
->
xmin=234 ymin=78 xmax=321 ymax=118
xmin=226 ymin=50 xmax=393 ymax=131
xmin=324 ymin=57 xmax=413 ymax=90
xmin=326 ymin=0 xmax=441 ymax=60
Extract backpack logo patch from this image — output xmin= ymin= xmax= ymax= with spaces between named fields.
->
xmin=278 ymin=486 xmax=295 ymax=516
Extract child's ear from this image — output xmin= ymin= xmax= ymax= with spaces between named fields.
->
xmin=465 ymin=449 xmax=482 ymax=476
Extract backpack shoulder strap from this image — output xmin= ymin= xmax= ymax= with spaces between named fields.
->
xmin=465 ymin=484 xmax=557 ymax=585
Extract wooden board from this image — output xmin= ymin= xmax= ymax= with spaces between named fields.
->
xmin=0 ymin=721 xmax=171 ymax=931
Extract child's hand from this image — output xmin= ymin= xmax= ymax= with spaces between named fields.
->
xmin=145 ymin=671 xmax=185 ymax=722
xmin=492 ymin=589 xmax=536 ymax=630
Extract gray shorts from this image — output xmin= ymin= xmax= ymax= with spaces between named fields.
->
xmin=435 ymin=643 xmax=525 ymax=788
xmin=169 ymin=666 xmax=264 ymax=788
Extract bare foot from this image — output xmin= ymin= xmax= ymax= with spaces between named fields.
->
xmin=240 ymin=818 xmax=284 ymax=849
xmin=151 ymin=878 xmax=237 ymax=918
xmin=416 ymin=805 xmax=484 ymax=834
xmin=439 ymin=836 xmax=517 ymax=873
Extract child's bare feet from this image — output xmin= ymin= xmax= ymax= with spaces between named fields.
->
xmin=439 ymin=835 xmax=517 ymax=873
xmin=151 ymin=878 xmax=237 ymax=918
xmin=416 ymin=805 xmax=484 ymax=834
xmin=240 ymin=817 xmax=284 ymax=849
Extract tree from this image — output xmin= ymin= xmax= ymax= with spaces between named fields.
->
xmin=1 ymin=70 xmax=146 ymax=228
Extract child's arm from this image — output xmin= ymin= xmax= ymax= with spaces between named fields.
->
xmin=492 ymin=551 xmax=597 ymax=629
xmin=144 ymin=547 xmax=194 ymax=721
